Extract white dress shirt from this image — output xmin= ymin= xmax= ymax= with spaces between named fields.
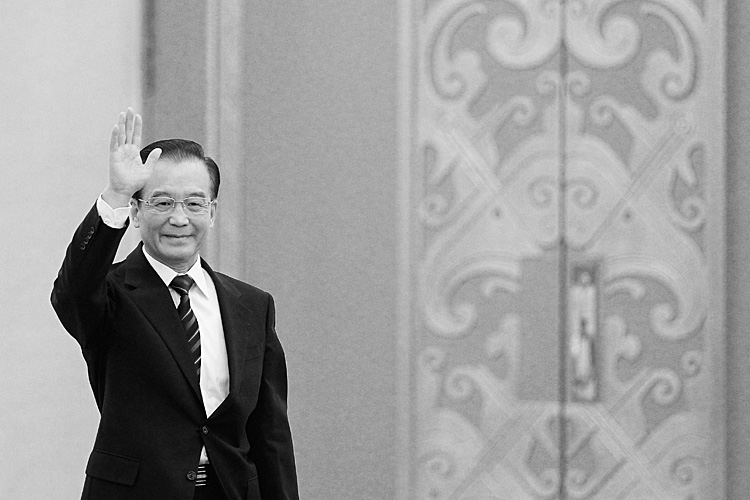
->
xmin=97 ymin=196 xmax=230 ymax=464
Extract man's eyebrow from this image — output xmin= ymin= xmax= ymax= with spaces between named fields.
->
xmin=148 ymin=190 xmax=208 ymax=198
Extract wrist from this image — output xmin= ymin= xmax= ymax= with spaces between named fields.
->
xmin=102 ymin=186 xmax=133 ymax=209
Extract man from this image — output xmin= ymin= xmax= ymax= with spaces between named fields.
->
xmin=51 ymin=109 xmax=299 ymax=500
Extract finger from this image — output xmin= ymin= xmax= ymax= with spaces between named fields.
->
xmin=144 ymin=147 xmax=162 ymax=166
xmin=117 ymin=111 xmax=126 ymax=147
xmin=132 ymin=113 xmax=143 ymax=147
xmin=125 ymin=108 xmax=135 ymax=144
xmin=109 ymin=124 xmax=119 ymax=153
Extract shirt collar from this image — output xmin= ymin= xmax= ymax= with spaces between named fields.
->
xmin=142 ymin=247 xmax=208 ymax=295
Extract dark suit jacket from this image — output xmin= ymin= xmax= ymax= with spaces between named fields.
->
xmin=51 ymin=204 xmax=299 ymax=500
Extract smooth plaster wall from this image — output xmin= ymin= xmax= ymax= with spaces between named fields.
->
xmin=726 ymin=0 xmax=750 ymax=496
xmin=0 ymin=2 xmax=142 ymax=498
xmin=242 ymin=4 xmax=399 ymax=499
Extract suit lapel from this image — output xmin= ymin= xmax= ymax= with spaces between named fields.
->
xmin=202 ymin=259 xmax=254 ymax=398
xmin=123 ymin=245 xmax=203 ymax=403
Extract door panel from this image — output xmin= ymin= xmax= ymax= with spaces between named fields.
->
xmin=562 ymin=1 xmax=725 ymax=498
xmin=399 ymin=0 xmax=725 ymax=499
xmin=404 ymin=1 xmax=565 ymax=498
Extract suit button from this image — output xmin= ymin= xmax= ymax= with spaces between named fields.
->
xmin=187 ymin=471 xmax=197 ymax=481
xmin=202 ymin=425 xmax=209 ymax=435
xmin=79 ymin=243 xmax=86 ymax=250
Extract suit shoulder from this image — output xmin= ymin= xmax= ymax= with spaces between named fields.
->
xmin=214 ymin=272 xmax=271 ymax=300
xmin=110 ymin=259 xmax=127 ymax=278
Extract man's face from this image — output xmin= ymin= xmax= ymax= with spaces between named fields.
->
xmin=130 ymin=158 xmax=216 ymax=272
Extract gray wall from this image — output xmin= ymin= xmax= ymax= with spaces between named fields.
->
xmin=726 ymin=0 xmax=750 ymax=496
xmin=241 ymin=3 xmax=399 ymax=498
xmin=0 ymin=2 xmax=143 ymax=498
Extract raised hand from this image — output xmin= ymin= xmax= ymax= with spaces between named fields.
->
xmin=102 ymin=108 xmax=162 ymax=208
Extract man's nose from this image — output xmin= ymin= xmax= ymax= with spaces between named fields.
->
xmin=168 ymin=203 xmax=190 ymax=225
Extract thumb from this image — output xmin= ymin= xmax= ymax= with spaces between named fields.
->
xmin=144 ymin=147 xmax=162 ymax=166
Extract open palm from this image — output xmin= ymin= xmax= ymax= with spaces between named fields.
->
xmin=108 ymin=108 xmax=161 ymax=198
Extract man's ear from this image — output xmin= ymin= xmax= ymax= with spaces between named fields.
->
xmin=209 ymin=200 xmax=217 ymax=228
xmin=129 ymin=200 xmax=140 ymax=228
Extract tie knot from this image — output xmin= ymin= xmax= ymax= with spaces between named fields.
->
xmin=170 ymin=274 xmax=195 ymax=296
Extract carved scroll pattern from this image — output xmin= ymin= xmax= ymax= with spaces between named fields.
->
xmin=406 ymin=1 xmax=724 ymax=499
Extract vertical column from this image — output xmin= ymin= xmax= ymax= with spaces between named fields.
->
xmin=396 ymin=0 xmax=416 ymax=497
xmin=727 ymin=0 xmax=750 ymax=496
xmin=141 ymin=0 xmax=208 ymax=145
xmin=204 ymin=0 xmax=247 ymax=278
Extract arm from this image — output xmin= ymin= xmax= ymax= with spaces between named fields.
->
xmin=51 ymin=203 xmax=128 ymax=349
xmin=50 ymin=109 xmax=161 ymax=348
xmin=246 ymin=295 xmax=299 ymax=500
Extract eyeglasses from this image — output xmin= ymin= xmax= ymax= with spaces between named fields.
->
xmin=138 ymin=197 xmax=214 ymax=214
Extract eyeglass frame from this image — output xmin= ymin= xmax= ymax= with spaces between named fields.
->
xmin=136 ymin=196 xmax=216 ymax=215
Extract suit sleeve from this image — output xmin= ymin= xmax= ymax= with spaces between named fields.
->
xmin=246 ymin=294 xmax=300 ymax=500
xmin=51 ymin=202 xmax=127 ymax=350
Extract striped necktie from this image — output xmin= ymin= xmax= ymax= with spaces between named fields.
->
xmin=170 ymin=274 xmax=201 ymax=378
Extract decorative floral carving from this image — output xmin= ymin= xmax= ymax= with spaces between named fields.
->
xmin=405 ymin=0 xmax=723 ymax=498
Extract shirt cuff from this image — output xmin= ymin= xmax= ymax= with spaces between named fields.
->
xmin=97 ymin=195 xmax=131 ymax=228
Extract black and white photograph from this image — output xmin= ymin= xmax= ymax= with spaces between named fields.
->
xmin=2 ymin=1 xmax=749 ymax=499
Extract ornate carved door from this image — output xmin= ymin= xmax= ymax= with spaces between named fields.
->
xmin=398 ymin=1 xmax=726 ymax=499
